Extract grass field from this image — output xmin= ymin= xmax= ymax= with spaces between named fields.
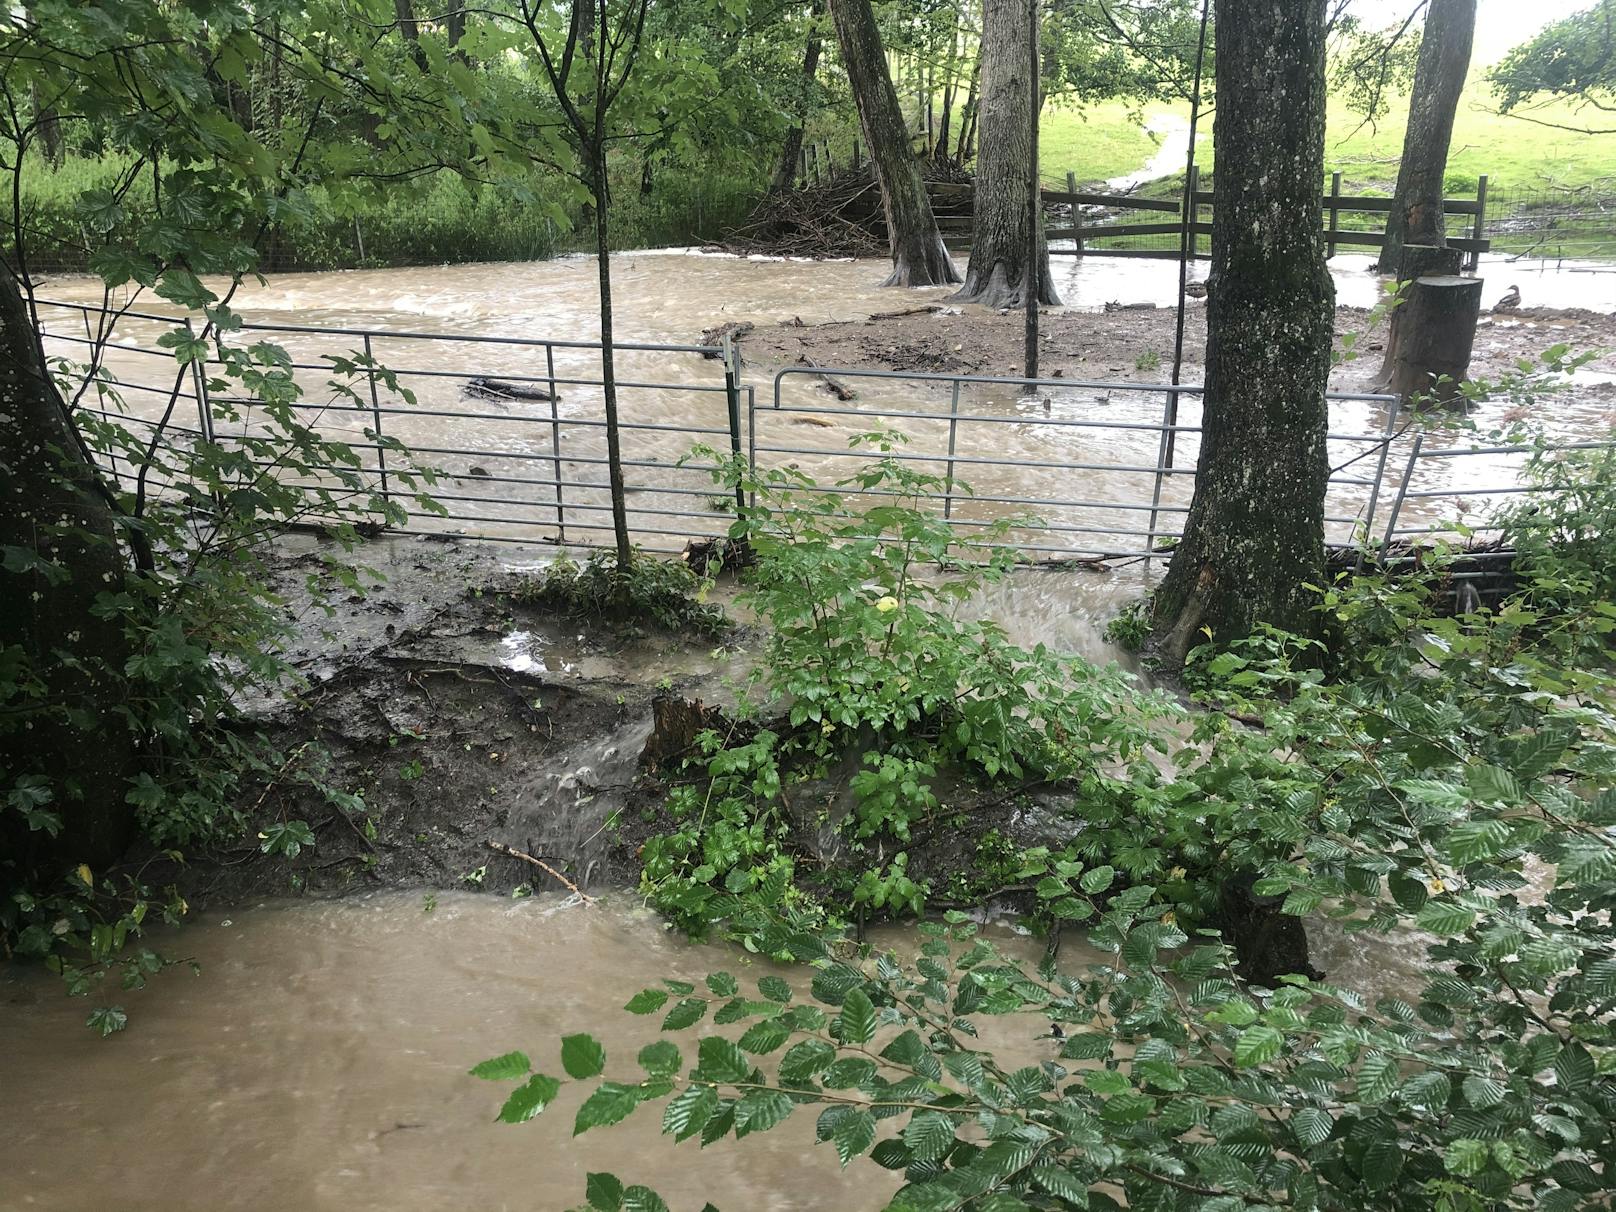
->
xmin=1042 ymin=74 xmax=1616 ymax=195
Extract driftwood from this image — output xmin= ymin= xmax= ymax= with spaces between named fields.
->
xmin=699 ymin=321 xmax=755 ymax=359
xmin=1102 ymin=301 xmax=1156 ymax=312
xmin=680 ymin=535 xmax=755 ymax=576
xmin=465 ymin=376 xmax=558 ymax=403
xmin=867 ymin=304 xmax=941 ymax=322
xmin=795 ymin=354 xmax=856 ymax=401
xmin=718 ymin=162 xmax=972 ymax=259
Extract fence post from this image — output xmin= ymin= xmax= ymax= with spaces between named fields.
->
xmin=360 ymin=333 xmax=390 ymax=502
xmin=823 ymin=141 xmax=835 ymax=175
xmin=1185 ymin=165 xmax=1200 ymax=259
xmin=722 ymin=336 xmax=747 ymax=524
xmin=1470 ymin=175 xmax=1488 ymax=273
xmin=185 ymin=318 xmax=215 ymax=444
xmin=546 ymin=343 xmax=565 ymax=543
xmin=1067 ymin=171 xmax=1083 ymax=256
xmin=852 ymin=138 xmax=862 ymax=172
xmin=798 ymin=145 xmax=807 ymax=188
xmin=1379 ymin=432 xmax=1424 ymax=550
xmin=1328 ymin=171 xmax=1342 ymax=260
xmin=1357 ymin=393 xmax=1402 ymax=567
xmin=943 ymin=379 xmax=962 ymax=520
xmin=1144 ymin=388 xmax=1178 ymax=569
xmin=746 ymin=384 xmax=757 ymax=514
xmin=807 ymin=142 xmax=818 ymax=185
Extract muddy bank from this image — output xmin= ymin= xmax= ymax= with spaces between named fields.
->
xmin=738 ymin=303 xmax=1616 ymax=396
xmin=161 ymin=534 xmax=754 ymax=907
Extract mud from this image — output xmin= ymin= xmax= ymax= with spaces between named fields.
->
xmin=740 ymin=303 xmax=1616 ymax=395
xmin=163 ymin=533 xmax=755 ymax=907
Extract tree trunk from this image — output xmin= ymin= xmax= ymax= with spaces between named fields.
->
xmin=770 ymin=3 xmax=824 ymax=196
xmin=933 ymin=27 xmax=960 ymax=161
xmin=829 ymin=0 xmax=960 ymax=287
xmin=446 ymin=2 xmax=466 ymax=49
xmin=394 ymin=0 xmax=428 ymax=70
xmin=1376 ymin=0 xmax=1476 ymax=273
xmin=29 ymin=82 xmax=62 ymax=167
xmin=1149 ymin=0 xmax=1335 ymax=668
xmin=0 ymin=270 xmax=136 ymax=874
xmin=950 ymin=0 xmax=1059 ymax=309
xmin=590 ymin=155 xmax=634 ymax=572
xmin=954 ymin=58 xmax=981 ymax=162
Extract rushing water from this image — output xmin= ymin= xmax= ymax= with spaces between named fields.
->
xmin=10 ymin=251 xmax=1608 ymax=1209
xmin=0 ymin=893 xmax=1090 ymax=1212
xmin=35 ymin=251 xmax=1616 ymax=570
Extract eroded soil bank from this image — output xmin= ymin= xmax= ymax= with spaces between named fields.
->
xmin=738 ymin=303 xmax=1616 ymax=396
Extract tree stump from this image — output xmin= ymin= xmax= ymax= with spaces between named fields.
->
xmin=1373 ymin=244 xmax=1483 ymax=407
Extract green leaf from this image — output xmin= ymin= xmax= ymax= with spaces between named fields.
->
xmin=706 ymin=972 xmax=739 ymax=997
xmin=1291 ymin=1107 xmax=1333 ymax=1147
xmin=469 ymin=1051 xmax=530 ymax=1081
xmin=737 ymin=1019 xmax=791 ymax=1055
xmin=1362 ymin=1138 xmax=1404 ymax=1189
xmin=904 ymin=1111 xmax=958 ymax=1161
xmin=1234 ymin=1025 xmax=1283 ymax=1068
xmin=1032 ymin=1165 xmax=1088 ymax=1204
xmin=497 ymin=1073 xmax=562 ymax=1124
xmin=696 ymin=1036 xmax=753 ymax=1084
xmin=1445 ymin=1138 xmax=1490 ymax=1177
xmin=562 ymin=1033 xmax=607 ymax=1080
xmin=1415 ymin=900 xmax=1476 ymax=937
xmin=832 ymin=1109 xmax=876 ymax=1165
xmin=622 ymin=1187 xmax=670 ymax=1212
xmin=757 ymin=975 xmax=792 ymax=1003
xmin=662 ymin=997 xmax=708 ymax=1031
xmin=638 ymin=1041 xmax=682 ymax=1078
xmin=734 ymin=1089 xmax=794 ymax=1138
xmin=574 ymin=1082 xmax=645 ymax=1136
xmin=836 ymin=988 xmax=876 ymax=1046
xmin=1356 ymin=1052 xmax=1399 ymax=1104
xmin=586 ymin=1171 xmax=625 ymax=1211
xmin=779 ymin=1039 xmax=837 ymax=1083
xmin=663 ymin=1084 xmax=718 ymax=1142
xmin=1080 ymin=865 xmax=1115 ymax=894
xmin=625 ymin=989 xmax=670 ymax=1015
xmin=1462 ymin=1074 xmax=1506 ymax=1108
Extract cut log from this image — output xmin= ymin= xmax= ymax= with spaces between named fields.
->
xmin=1375 ymin=280 xmax=1484 ymax=406
xmin=1373 ymin=244 xmax=1482 ymax=407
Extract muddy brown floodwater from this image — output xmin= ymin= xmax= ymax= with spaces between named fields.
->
xmin=8 ymin=250 xmax=1611 ymax=1211
xmin=0 ymin=892 xmax=1096 ymax=1212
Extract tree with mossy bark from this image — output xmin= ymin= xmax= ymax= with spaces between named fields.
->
xmin=1150 ymin=0 xmax=1335 ymax=668
xmin=828 ymin=0 xmax=959 ymax=288
xmin=951 ymin=0 xmax=1059 ymax=309
xmin=1377 ymin=0 xmax=1477 ymax=274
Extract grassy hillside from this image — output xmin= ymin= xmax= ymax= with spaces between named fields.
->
xmin=1043 ymin=73 xmax=1616 ymax=195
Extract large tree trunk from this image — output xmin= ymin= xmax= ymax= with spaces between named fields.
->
xmin=1376 ymin=0 xmax=1476 ymax=273
xmin=0 ymin=270 xmax=136 ymax=874
xmin=1150 ymin=0 xmax=1335 ymax=668
xmin=770 ymin=2 xmax=824 ymax=196
xmin=29 ymin=82 xmax=62 ymax=167
xmin=954 ymin=58 xmax=981 ymax=162
xmin=828 ymin=0 xmax=960 ymax=287
xmin=950 ymin=0 xmax=1058 ymax=309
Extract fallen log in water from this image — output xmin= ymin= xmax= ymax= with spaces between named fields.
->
xmin=465 ymin=376 xmax=558 ymax=403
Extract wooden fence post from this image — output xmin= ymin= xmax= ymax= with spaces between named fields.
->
xmin=1067 ymin=170 xmax=1083 ymax=255
xmin=852 ymin=138 xmax=862 ymax=171
xmin=1470 ymin=175 xmax=1488 ymax=273
xmin=1328 ymin=170 xmax=1342 ymax=260
xmin=808 ymin=141 xmax=819 ymax=185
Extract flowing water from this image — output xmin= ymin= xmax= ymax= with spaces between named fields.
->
xmin=10 ymin=252 xmax=1610 ymax=1209
xmin=35 ymin=251 xmax=1616 ymax=568
xmin=0 ymin=893 xmax=1092 ymax=1212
